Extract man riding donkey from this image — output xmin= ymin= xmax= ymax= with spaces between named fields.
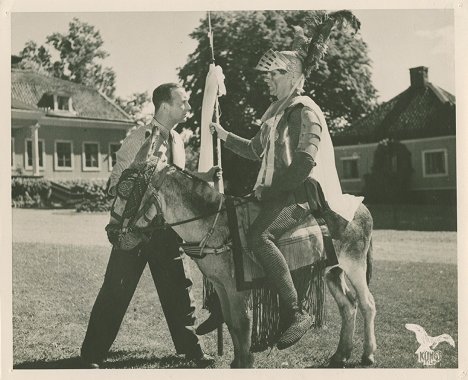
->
xmin=209 ymin=11 xmax=364 ymax=350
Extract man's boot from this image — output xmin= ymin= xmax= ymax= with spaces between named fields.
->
xmin=276 ymin=307 xmax=313 ymax=350
xmin=196 ymin=293 xmax=223 ymax=335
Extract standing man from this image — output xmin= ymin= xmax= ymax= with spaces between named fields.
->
xmin=81 ymin=83 xmax=216 ymax=368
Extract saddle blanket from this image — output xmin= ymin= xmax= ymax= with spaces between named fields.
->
xmin=228 ymin=198 xmax=326 ymax=290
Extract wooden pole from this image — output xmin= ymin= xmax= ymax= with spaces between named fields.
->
xmin=208 ymin=10 xmax=224 ymax=356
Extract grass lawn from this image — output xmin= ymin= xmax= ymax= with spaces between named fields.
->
xmin=11 ymin=210 xmax=458 ymax=369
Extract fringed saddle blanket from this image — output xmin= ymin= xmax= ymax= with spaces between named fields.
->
xmin=225 ymin=196 xmax=327 ymax=290
xmin=202 ymin=197 xmax=334 ymax=352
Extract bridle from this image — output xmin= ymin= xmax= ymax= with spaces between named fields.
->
xmin=137 ymin=164 xmax=253 ymax=258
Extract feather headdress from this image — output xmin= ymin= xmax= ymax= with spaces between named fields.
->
xmin=297 ymin=10 xmax=361 ymax=76
xmin=255 ymin=10 xmax=360 ymax=80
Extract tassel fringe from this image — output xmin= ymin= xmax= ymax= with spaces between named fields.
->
xmin=202 ymin=259 xmax=327 ymax=352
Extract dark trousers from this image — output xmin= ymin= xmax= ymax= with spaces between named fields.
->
xmin=81 ymin=228 xmax=202 ymax=363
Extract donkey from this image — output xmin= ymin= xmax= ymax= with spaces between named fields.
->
xmin=109 ymin=157 xmax=376 ymax=368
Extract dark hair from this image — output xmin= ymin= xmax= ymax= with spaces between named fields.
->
xmin=152 ymin=83 xmax=182 ymax=113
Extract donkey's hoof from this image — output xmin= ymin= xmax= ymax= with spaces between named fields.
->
xmin=361 ymin=354 xmax=375 ymax=366
xmin=230 ymin=356 xmax=254 ymax=369
xmin=328 ymin=355 xmax=347 ymax=368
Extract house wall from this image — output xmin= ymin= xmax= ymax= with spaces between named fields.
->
xmin=404 ymin=136 xmax=456 ymax=191
xmin=333 ymin=135 xmax=456 ymax=195
xmin=12 ymin=122 xmax=129 ymax=180
xmin=334 ymin=142 xmax=377 ymax=194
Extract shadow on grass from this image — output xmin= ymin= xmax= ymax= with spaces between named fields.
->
xmin=14 ymin=353 xmax=207 ymax=369
xmin=14 ymin=356 xmax=87 ymax=369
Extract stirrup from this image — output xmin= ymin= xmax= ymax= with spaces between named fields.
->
xmin=196 ymin=313 xmax=223 ymax=335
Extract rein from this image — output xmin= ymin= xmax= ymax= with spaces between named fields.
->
xmin=140 ymin=195 xmax=252 ymax=232
xmin=135 ymin=164 xmax=254 ymax=259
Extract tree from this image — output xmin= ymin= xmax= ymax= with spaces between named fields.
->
xmin=178 ymin=11 xmax=378 ymax=195
xmin=18 ymin=40 xmax=53 ymax=75
xmin=363 ymin=139 xmax=413 ymax=204
xmin=115 ymin=91 xmax=152 ymax=126
xmin=18 ymin=18 xmax=117 ymax=98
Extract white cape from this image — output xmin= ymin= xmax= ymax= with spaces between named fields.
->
xmin=292 ymin=96 xmax=363 ymax=222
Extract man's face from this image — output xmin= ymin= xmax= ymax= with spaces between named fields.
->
xmin=167 ymin=87 xmax=191 ymax=124
xmin=264 ymin=69 xmax=290 ymax=98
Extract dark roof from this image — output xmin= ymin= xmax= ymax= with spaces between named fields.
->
xmin=11 ymin=69 xmax=133 ymax=123
xmin=333 ymin=81 xmax=456 ymax=146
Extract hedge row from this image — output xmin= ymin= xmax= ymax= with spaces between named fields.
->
xmin=11 ymin=177 xmax=112 ymax=212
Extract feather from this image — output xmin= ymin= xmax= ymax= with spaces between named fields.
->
xmin=303 ymin=10 xmax=361 ymax=76
xmin=291 ymin=25 xmax=309 ymax=58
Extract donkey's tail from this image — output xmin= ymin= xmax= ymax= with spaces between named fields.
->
xmin=366 ymin=237 xmax=373 ymax=285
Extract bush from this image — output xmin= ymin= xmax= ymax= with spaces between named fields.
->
xmin=11 ymin=177 xmax=112 ymax=212
xmin=11 ymin=177 xmax=51 ymax=208
xmin=59 ymin=179 xmax=112 ymax=212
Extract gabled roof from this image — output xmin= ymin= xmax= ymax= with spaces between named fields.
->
xmin=333 ymin=73 xmax=456 ymax=146
xmin=11 ymin=69 xmax=133 ymax=124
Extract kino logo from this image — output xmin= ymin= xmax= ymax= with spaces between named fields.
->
xmin=405 ymin=323 xmax=455 ymax=366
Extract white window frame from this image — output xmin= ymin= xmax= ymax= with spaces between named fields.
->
xmin=56 ymin=95 xmax=71 ymax=111
xmin=108 ymin=142 xmax=121 ymax=171
xmin=11 ymin=137 xmax=15 ymax=168
xmin=340 ymin=156 xmax=360 ymax=182
xmin=45 ymin=94 xmax=77 ymax=116
xmin=422 ymin=149 xmax=448 ymax=178
xmin=24 ymin=138 xmax=46 ymax=170
xmin=54 ymin=140 xmax=74 ymax=171
xmin=82 ymin=141 xmax=101 ymax=172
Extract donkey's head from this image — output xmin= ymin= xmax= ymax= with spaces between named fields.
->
xmin=107 ymin=160 xmax=227 ymax=250
xmin=106 ymin=155 xmax=172 ymax=250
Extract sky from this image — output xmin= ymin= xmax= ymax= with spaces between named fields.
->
xmin=10 ymin=9 xmax=455 ymax=103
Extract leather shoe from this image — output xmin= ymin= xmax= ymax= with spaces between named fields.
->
xmin=79 ymin=356 xmax=100 ymax=369
xmin=196 ymin=313 xmax=223 ymax=335
xmin=185 ymin=352 xmax=215 ymax=368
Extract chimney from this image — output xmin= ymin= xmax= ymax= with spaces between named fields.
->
xmin=409 ymin=66 xmax=429 ymax=88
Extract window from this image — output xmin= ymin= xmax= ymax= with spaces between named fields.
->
xmin=423 ymin=149 xmax=447 ymax=177
xmin=55 ymin=141 xmax=73 ymax=170
xmin=37 ymin=93 xmax=54 ymax=110
xmin=57 ymin=96 xmax=70 ymax=111
xmin=342 ymin=158 xmax=359 ymax=180
xmin=38 ymin=93 xmax=75 ymax=115
xmin=25 ymin=139 xmax=45 ymax=169
xmin=108 ymin=143 xmax=121 ymax=171
xmin=82 ymin=142 xmax=100 ymax=171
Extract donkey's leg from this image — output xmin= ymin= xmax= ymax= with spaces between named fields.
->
xmin=222 ymin=284 xmax=253 ymax=368
xmin=325 ymin=267 xmax=357 ymax=367
xmin=339 ymin=254 xmax=377 ymax=366
xmin=211 ymin=281 xmax=253 ymax=368
xmin=210 ymin=282 xmax=240 ymax=367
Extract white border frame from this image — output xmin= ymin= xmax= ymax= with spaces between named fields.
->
xmin=82 ymin=141 xmax=101 ymax=172
xmin=422 ymin=148 xmax=448 ymax=178
xmin=11 ymin=137 xmax=14 ymax=169
xmin=340 ymin=156 xmax=361 ymax=182
xmin=108 ymin=142 xmax=121 ymax=171
xmin=3 ymin=5 xmax=466 ymax=380
xmin=24 ymin=138 xmax=45 ymax=171
xmin=54 ymin=139 xmax=74 ymax=171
